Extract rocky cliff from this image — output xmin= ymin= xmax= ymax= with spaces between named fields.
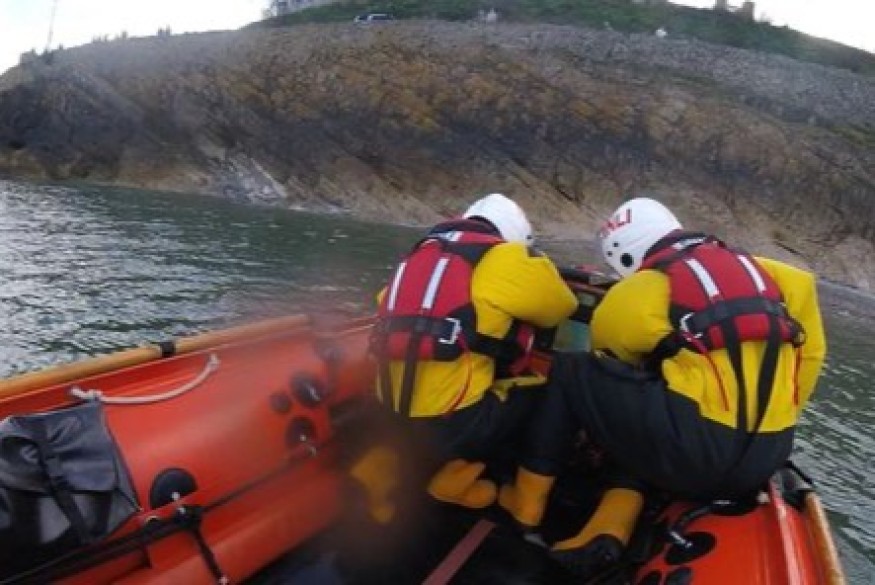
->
xmin=0 ymin=22 xmax=873 ymax=288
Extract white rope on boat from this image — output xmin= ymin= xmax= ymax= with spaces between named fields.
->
xmin=69 ymin=354 xmax=221 ymax=405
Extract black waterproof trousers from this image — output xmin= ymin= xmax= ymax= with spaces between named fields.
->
xmin=405 ymin=388 xmax=544 ymax=475
xmin=521 ymin=352 xmax=794 ymax=499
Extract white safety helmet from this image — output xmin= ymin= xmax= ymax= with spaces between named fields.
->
xmin=463 ymin=193 xmax=534 ymax=245
xmin=598 ymin=197 xmax=682 ymax=278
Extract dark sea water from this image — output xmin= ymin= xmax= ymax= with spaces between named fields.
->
xmin=1 ymin=179 xmax=873 ymax=582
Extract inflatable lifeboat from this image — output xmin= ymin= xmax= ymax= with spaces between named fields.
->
xmin=0 ymin=269 xmax=845 ymax=584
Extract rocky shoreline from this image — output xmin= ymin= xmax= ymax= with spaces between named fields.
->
xmin=0 ymin=22 xmax=872 ymax=288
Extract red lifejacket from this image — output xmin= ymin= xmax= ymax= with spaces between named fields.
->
xmin=641 ymin=230 xmax=805 ymax=439
xmin=374 ymin=218 xmax=535 ymax=414
xmin=641 ymin=232 xmax=803 ymax=353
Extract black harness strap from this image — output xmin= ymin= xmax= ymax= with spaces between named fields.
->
xmin=469 ymin=332 xmax=516 ymax=360
xmin=720 ymin=311 xmax=784 ymax=483
xmin=644 ymin=333 xmax=686 ymax=370
xmin=398 ymin=329 xmax=425 ymax=416
xmin=378 ymin=315 xmax=459 ymax=339
xmin=754 ymin=313 xmax=783 ymax=433
xmin=378 ymin=315 xmax=510 ymax=360
xmin=721 ymin=320 xmax=749 ymax=456
xmin=648 ymin=297 xmax=800 ymax=368
xmin=644 ymin=233 xmax=714 ymax=272
xmin=681 ymin=297 xmax=793 ymax=339
xmin=377 ymin=359 xmax=394 ymax=410
xmin=375 ymin=326 xmax=395 ymax=410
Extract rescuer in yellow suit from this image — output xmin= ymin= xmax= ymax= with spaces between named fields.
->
xmin=366 ymin=193 xmax=578 ymax=513
xmin=499 ymin=197 xmax=827 ymax=577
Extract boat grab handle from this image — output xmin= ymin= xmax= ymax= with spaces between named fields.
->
xmin=68 ymin=354 xmax=221 ymax=405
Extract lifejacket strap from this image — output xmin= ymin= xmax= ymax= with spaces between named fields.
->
xmin=398 ymin=331 xmax=425 ymax=416
xmin=379 ymin=315 xmax=514 ymax=360
xmin=642 ymin=232 xmax=715 ymax=270
xmin=379 ymin=315 xmax=462 ymax=343
xmin=680 ymin=297 xmax=793 ymax=339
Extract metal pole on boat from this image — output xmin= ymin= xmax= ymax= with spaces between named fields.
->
xmin=804 ymin=491 xmax=846 ymax=584
xmin=0 ymin=314 xmax=314 ymax=401
xmin=45 ymin=0 xmax=59 ymax=52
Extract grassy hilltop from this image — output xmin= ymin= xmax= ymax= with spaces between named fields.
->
xmin=259 ymin=0 xmax=875 ymax=76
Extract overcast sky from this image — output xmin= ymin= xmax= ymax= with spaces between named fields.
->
xmin=0 ymin=0 xmax=264 ymax=74
xmin=678 ymin=0 xmax=874 ymax=54
xmin=0 ymin=0 xmax=873 ymax=75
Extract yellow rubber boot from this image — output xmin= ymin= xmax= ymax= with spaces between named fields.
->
xmin=551 ymin=488 xmax=644 ymax=576
xmin=498 ymin=468 xmax=556 ymax=528
xmin=349 ymin=445 xmax=400 ymax=524
xmin=553 ymin=488 xmax=644 ymax=551
xmin=427 ymin=459 xmax=497 ymax=509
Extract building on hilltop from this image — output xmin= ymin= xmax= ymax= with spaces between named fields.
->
xmin=711 ymin=0 xmax=755 ymax=20
xmin=271 ymin=0 xmax=288 ymax=16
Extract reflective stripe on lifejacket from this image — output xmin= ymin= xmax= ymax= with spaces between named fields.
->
xmin=386 ymin=261 xmax=407 ymax=311
xmin=737 ymin=254 xmax=767 ymax=293
xmin=423 ymin=256 xmax=452 ymax=310
xmin=374 ymin=219 xmax=536 ymax=415
xmin=684 ymin=257 xmax=720 ymax=300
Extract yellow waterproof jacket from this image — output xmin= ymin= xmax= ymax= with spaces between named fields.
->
xmin=590 ymin=257 xmax=826 ymax=432
xmin=378 ymin=243 xmax=578 ymax=417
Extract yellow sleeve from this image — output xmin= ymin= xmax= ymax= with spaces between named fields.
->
xmin=590 ymin=270 xmax=674 ymax=364
xmin=472 ymin=243 xmax=578 ymax=328
xmin=756 ymin=257 xmax=827 ymax=405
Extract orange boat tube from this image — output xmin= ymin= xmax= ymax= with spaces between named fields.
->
xmin=636 ymin=480 xmax=845 ymax=584
xmin=0 ymin=314 xmax=376 ymax=585
xmin=0 ymin=300 xmax=847 ymax=585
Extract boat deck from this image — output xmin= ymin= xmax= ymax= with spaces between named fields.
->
xmin=248 ymin=469 xmax=634 ymax=585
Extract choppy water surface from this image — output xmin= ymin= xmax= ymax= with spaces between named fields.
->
xmin=1 ymin=180 xmax=873 ymax=582
xmin=0 ymin=180 xmax=415 ymax=374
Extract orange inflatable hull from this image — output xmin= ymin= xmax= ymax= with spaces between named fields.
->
xmin=0 ymin=295 xmax=845 ymax=584
xmin=0 ymin=315 xmax=376 ymax=585
xmin=637 ymin=483 xmax=844 ymax=584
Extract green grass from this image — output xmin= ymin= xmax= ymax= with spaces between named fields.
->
xmin=834 ymin=125 xmax=875 ymax=149
xmin=254 ymin=0 xmax=875 ymax=76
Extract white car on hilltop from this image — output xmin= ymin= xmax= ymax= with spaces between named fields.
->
xmin=353 ymin=13 xmax=395 ymax=23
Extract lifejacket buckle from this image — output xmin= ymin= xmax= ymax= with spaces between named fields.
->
xmin=438 ymin=317 xmax=462 ymax=345
xmin=679 ymin=313 xmax=704 ymax=338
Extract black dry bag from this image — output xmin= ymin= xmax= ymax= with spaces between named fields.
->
xmin=0 ymin=401 xmax=139 ymax=577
